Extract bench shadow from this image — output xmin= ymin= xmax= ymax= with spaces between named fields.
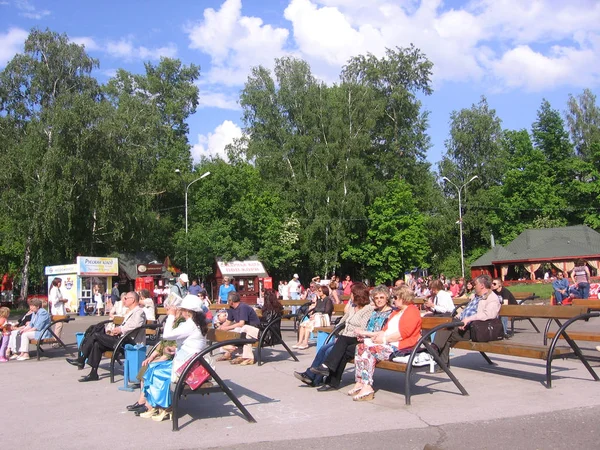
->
xmin=334 ymin=367 xmax=468 ymax=400
xmin=175 ymin=380 xmax=279 ymax=430
xmin=258 ymin=347 xmax=297 ymax=363
xmin=449 ymin=354 xmax=596 ymax=387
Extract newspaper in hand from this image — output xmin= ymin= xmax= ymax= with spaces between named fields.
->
xmin=164 ymin=292 xmax=183 ymax=308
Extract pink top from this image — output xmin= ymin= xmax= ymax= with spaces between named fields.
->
xmin=573 ymin=266 xmax=589 ymax=283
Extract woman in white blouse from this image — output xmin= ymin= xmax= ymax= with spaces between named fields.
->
xmin=48 ymin=278 xmax=70 ymax=340
xmin=139 ymin=295 xmax=208 ymax=422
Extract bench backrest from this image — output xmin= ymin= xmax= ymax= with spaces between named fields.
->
xmin=499 ymin=305 xmax=586 ymax=319
xmin=207 ymin=328 xmax=248 ymax=342
xmin=572 ymin=299 xmax=600 ymax=309
xmin=421 ymin=316 xmax=453 ymax=330
xmin=50 ymin=315 xmax=68 ymax=321
xmin=511 ymin=292 xmax=535 ymax=300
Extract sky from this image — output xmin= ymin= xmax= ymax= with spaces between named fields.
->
xmin=1 ymin=0 xmax=600 ymax=167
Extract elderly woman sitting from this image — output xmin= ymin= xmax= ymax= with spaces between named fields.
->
xmin=349 ymin=287 xmax=422 ymax=401
xmin=298 ymin=283 xmax=394 ymax=390
xmin=293 ymin=285 xmax=334 ymax=350
xmin=6 ymin=298 xmax=51 ymax=361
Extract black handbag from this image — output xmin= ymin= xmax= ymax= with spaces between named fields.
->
xmin=470 ymin=318 xmax=504 ymax=342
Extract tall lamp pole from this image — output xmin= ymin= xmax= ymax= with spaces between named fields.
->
xmin=442 ymin=175 xmax=478 ymax=279
xmin=177 ymin=170 xmax=211 ymax=271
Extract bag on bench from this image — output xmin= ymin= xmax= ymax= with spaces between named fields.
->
xmin=470 ymin=318 xmax=504 ymax=342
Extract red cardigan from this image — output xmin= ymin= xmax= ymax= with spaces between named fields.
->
xmin=383 ymin=304 xmax=422 ymax=350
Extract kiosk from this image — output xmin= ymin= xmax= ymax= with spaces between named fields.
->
xmin=211 ymin=258 xmax=270 ymax=305
xmin=45 ymin=256 xmax=119 ymax=313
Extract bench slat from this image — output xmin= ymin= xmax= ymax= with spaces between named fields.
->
xmin=546 ymin=331 xmax=600 ymax=342
xmin=454 ymin=340 xmax=572 ymax=359
xmin=499 ymin=305 xmax=586 ymax=319
xmin=572 ymin=299 xmax=600 ymax=309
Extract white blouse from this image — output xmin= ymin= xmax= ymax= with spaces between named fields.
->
xmin=163 ymin=315 xmax=208 ymax=379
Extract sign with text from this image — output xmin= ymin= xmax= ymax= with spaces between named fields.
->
xmin=45 ymin=264 xmax=78 ymax=276
xmin=217 ymin=260 xmax=267 ymax=276
xmin=77 ymin=256 xmax=119 ymax=276
xmin=137 ymin=263 xmax=165 ymax=275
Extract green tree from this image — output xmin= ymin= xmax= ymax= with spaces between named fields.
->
xmin=174 ymin=160 xmax=300 ymax=280
xmin=438 ymin=96 xmax=504 ymax=260
xmin=238 ymin=48 xmax=434 ymax=276
xmin=0 ymin=28 xmax=101 ymax=299
xmin=566 ymin=89 xmax=600 ymax=161
xmin=343 ymin=180 xmax=429 ymax=284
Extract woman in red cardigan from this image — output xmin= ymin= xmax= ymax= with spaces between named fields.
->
xmin=349 ymin=287 xmax=422 ymax=401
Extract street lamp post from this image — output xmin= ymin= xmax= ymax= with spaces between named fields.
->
xmin=177 ymin=170 xmax=211 ymax=272
xmin=442 ymin=175 xmax=478 ymax=279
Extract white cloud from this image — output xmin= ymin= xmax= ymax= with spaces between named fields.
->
xmin=198 ymin=89 xmax=241 ymax=110
xmin=0 ymin=27 xmax=28 ymax=67
xmin=71 ymin=36 xmax=100 ymax=51
xmin=186 ymin=0 xmax=289 ymax=85
xmin=105 ymin=38 xmax=177 ymax=61
xmin=281 ymin=0 xmax=600 ymax=91
xmin=15 ymin=0 xmax=50 ymax=19
xmin=191 ymin=120 xmax=243 ymax=162
xmin=487 ymin=44 xmax=597 ymax=92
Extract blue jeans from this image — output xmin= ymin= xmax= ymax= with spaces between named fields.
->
xmin=303 ymin=341 xmax=335 ymax=385
xmin=501 ymin=316 xmax=509 ymax=334
xmin=570 ymin=282 xmax=590 ymax=299
xmin=554 ymin=290 xmax=569 ymax=305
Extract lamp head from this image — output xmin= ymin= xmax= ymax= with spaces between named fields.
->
xmin=200 ymin=171 xmax=211 ymax=179
xmin=175 ymin=169 xmax=181 ymax=175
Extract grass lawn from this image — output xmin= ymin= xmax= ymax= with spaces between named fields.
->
xmin=507 ymin=283 xmax=554 ymax=300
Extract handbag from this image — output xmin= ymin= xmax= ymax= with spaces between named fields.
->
xmin=175 ymin=354 xmax=211 ymax=390
xmin=312 ymin=312 xmax=331 ymax=328
xmin=470 ymin=318 xmax=504 ymax=342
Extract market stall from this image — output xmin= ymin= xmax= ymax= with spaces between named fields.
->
xmin=45 ymin=256 xmax=118 ymax=313
xmin=210 ymin=258 xmax=270 ymax=305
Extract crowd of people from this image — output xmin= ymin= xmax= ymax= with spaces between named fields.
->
xmin=1 ymin=261 xmax=596 ymax=417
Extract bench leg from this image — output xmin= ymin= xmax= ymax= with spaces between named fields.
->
xmin=528 ymin=318 xmax=540 ymax=333
xmin=404 ymin=342 xmax=468 ymax=406
xmin=546 ymin=331 xmax=600 ymax=388
xmin=203 ymin=359 xmax=256 ymax=424
xmin=479 ymin=352 xmax=495 ymax=365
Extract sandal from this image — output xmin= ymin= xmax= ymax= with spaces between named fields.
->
xmin=240 ymin=358 xmax=255 ymax=365
xmin=353 ymin=390 xmax=375 ymax=402
xmin=217 ymin=352 xmax=232 ymax=362
xmin=347 ymin=386 xmax=362 ymax=396
xmin=152 ymin=408 xmax=172 ymax=422
xmin=296 ymin=345 xmax=309 ymax=350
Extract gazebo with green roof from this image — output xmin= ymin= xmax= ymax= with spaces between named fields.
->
xmin=470 ymin=225 xmax=600 ymax=281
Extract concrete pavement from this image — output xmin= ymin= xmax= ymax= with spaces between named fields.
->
xmin=2 ymin=315 xmax=600 ymax=449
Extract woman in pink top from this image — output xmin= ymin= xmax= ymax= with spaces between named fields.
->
xmin=570 ymin=259 xmax=591 ymax=299
xmin=342 ymin=275 xmax=353 ymax=296
xmin=449 ymin=278 xmax=460 ymax=297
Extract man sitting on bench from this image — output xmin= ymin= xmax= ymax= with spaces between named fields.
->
xmin=432 ymin=275 xmax=500 ymax=371
xmin=67 ymin=291 xmax=146 ymax=382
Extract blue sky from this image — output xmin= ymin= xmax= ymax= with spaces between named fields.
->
xmin=1 ymin=0 xmax=599 ymax=166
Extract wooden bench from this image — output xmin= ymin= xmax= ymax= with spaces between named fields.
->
xmin=452 ymin=305 xmax=599 ymax=388
xmin=209 ymin=313 xmax=298 ymax=366
xmin=171 ymin=336 xmax=258 ymax=431
xmin=512 ymin=292 xmax=539 ymax=303
xmin=323 ymin=316 xmax=469 ymax=405
xmin=544 ymin=299 xmax=600 ymax=345
xmin=30 ymin=315 xmax=74 ymax=360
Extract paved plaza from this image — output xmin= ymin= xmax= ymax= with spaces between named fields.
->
xmin=3 ymin=315 xmax=600 ymax=449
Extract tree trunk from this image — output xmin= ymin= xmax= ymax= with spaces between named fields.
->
xmin=19 ymin=234 xmax=32 ymax=305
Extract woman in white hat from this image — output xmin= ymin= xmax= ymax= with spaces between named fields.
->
xmin=139 ymin=294 xmax=208 ymax=422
